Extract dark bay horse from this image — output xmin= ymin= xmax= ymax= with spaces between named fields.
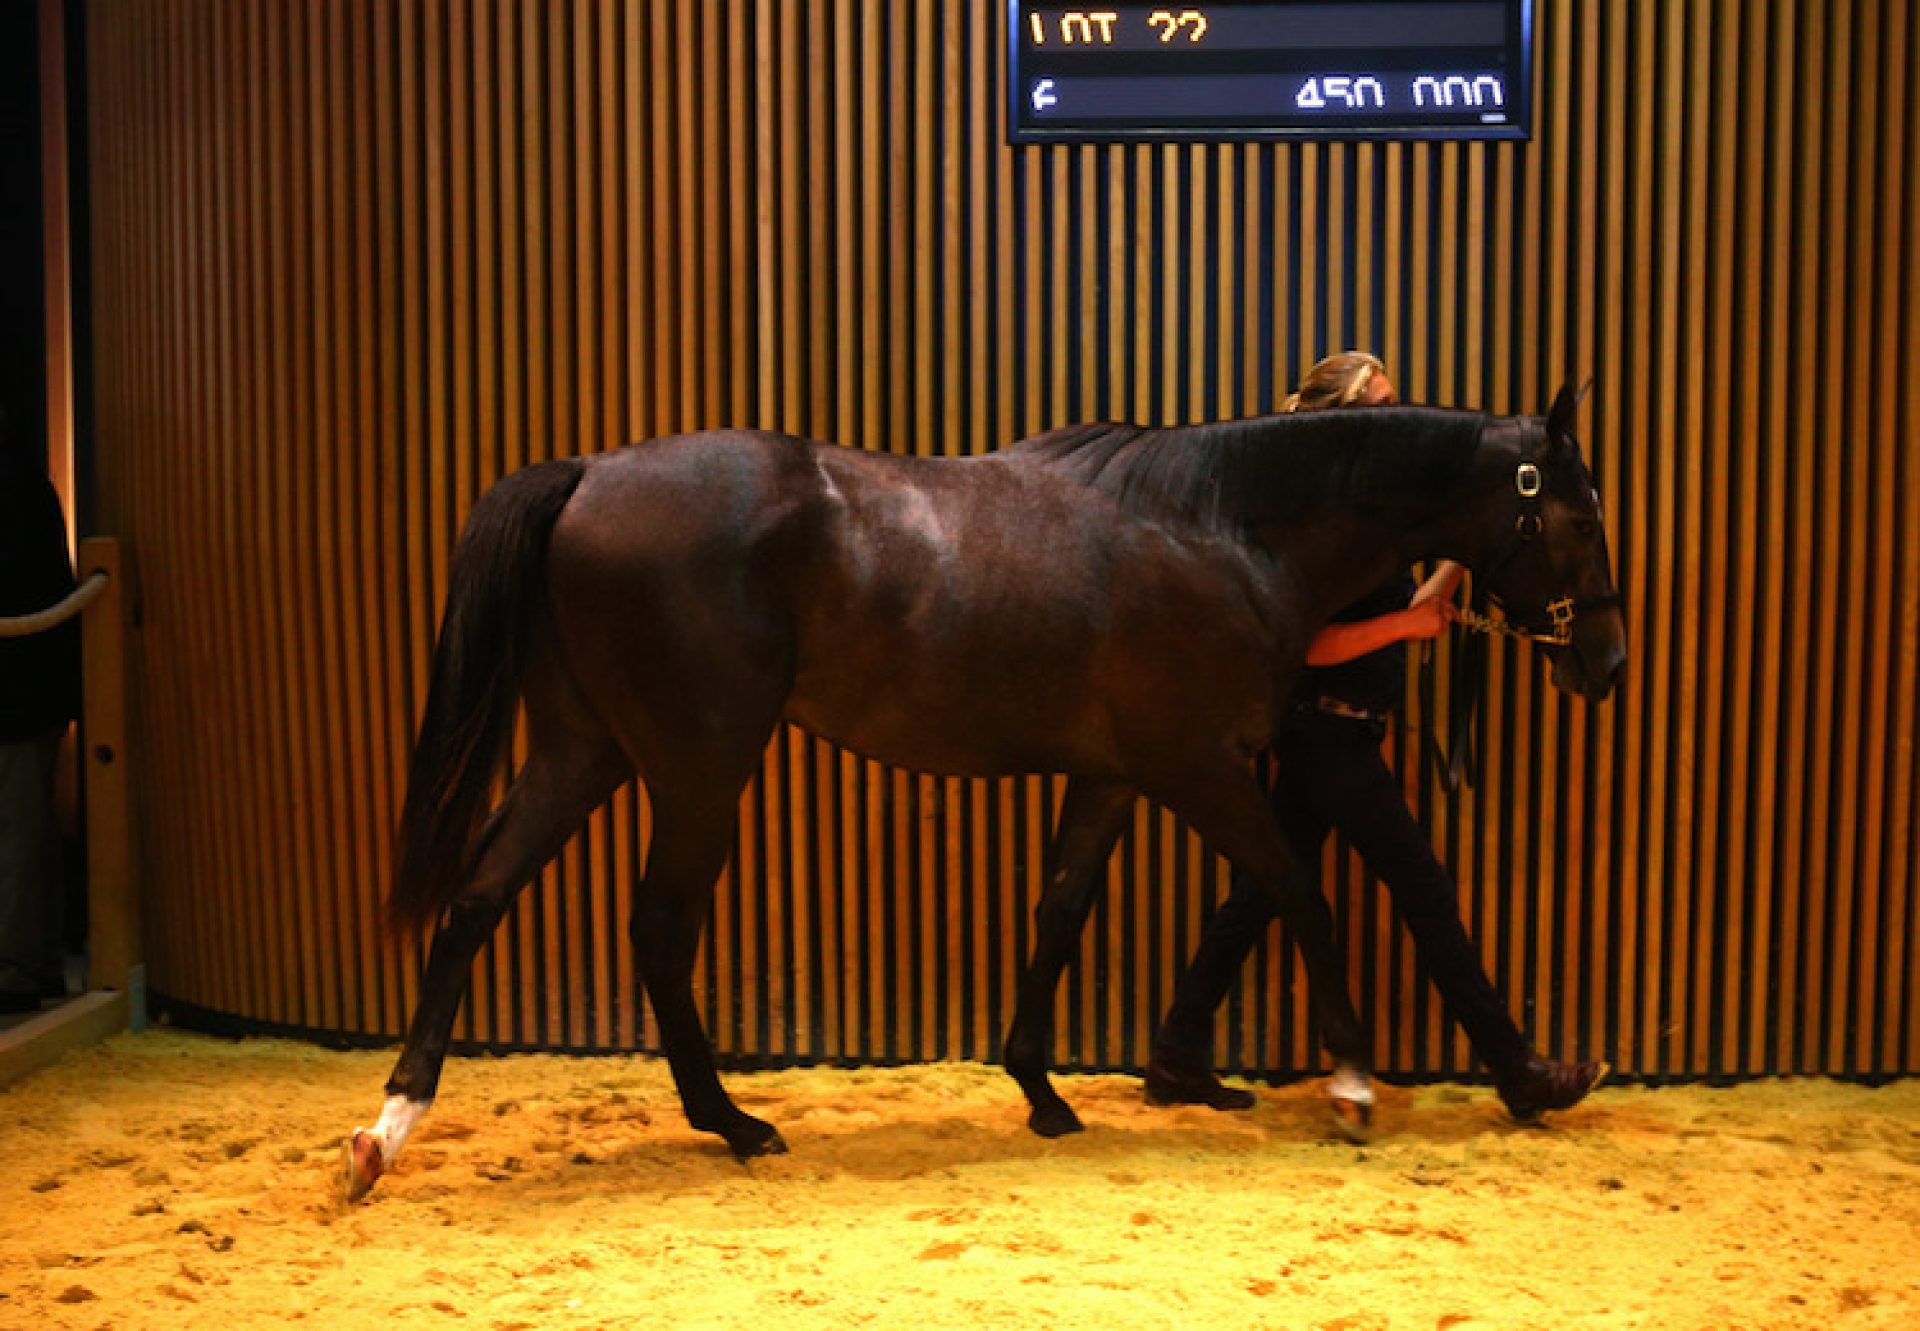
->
xmin=345 ymin=390 xmax=1624 ymax=1200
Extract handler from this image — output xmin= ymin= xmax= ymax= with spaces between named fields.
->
xmin=0 ymin=431 xmax=80 ymax=1013
xmin=1144 ymin=352 xmax=1605 ymax=1127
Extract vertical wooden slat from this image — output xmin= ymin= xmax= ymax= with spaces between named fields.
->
xmin=1875 ymin=0 xmax=1917 ymax=1075
xmin=1851 ymin=0 xmax=1894 ymax=1074
xmin=1833 ymin=0 xmax=1875 ymax=1073
xmin=277 ymin=0 xmax=324 ymax=1029
xmin=1779 ymin=0 xmax=1825 ymax=1073
xmin=1748 ymin=0 xmax=1795 ymax=1075
xmin=1903 ymin=0 xmax=1920 ymax=1072
xmin=179 ymin=0 xmax=217 ymax=1011
xmin=1653 ymin=0 xmax=1688 ymax=1074
xmin=1702 ymin=0 xmax=1742 ymax=1076
xmin=1614 ymin=0 xmax=1650 ymax=1072
xmin=217 ymin=0 xmax=261 ymax=1023
xmin=1802 ymin=0 xmax=1849 ymax=1073
xmin=320 ymin=0 xmax=365 ymax=1033
xmin=239 ymin=0 xmax=283 ymax=1027
xmin=179 ymin=2 xmax=234 ymax=1015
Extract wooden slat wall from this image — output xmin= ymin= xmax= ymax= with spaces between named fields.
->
xmin=81 ymin=0 xmax=1918 ymax=1078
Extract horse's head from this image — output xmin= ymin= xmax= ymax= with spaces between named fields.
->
xmin=1475 ymin=385 xmax=1627 ymax=702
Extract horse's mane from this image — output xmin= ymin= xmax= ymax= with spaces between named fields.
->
xmin=1002 ymin=406 xmax=1491 ymax=537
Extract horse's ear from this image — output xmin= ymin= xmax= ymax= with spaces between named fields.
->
xmin=1546 ymin=379 xmax=1592 ymax=446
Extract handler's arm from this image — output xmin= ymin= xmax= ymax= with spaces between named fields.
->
xmin=1304 ymin=570 xmax=1462 ymax=667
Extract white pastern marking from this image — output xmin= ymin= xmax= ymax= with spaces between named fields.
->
xmin=368 ymin=1095 xmax=433 ymax=1163
xmin=1330 ymin=1063 xmax=1375 ymax=1106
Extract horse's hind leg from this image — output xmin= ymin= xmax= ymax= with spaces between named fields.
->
xmin=345 ymin=734 xmax=628 ymax=1200
xmin=1004 ymin=778 xmax=1136 ymax=1137
xmin=632 ymin=785 xmax=784 ymax=1158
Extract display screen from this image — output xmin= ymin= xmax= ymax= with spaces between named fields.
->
xmin=1008 ymin=2 xmax=1533 ymax=143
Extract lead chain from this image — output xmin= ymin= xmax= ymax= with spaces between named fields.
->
xmin=1454 ymin=599 xmax=1575 ymax=647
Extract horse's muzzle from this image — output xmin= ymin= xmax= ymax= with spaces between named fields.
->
xmin=1551 ymin=613 xmax=1627 ymax=702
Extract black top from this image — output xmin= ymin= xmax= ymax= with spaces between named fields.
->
xmin=0 ymin=461 xmax=81 ymax=741
xmin=1293 ymin=571 xmax=1416 ymax=718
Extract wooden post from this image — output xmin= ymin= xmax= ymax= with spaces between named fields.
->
xmin=79 ymin=538 xmax=142 ymax=1028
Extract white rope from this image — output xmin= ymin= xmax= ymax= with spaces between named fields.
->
xmin=0 ymin=571 xmax=111 ymax=638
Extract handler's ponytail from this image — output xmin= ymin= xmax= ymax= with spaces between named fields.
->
xmin=1284 ymin=350 xmax=1387 ymax=413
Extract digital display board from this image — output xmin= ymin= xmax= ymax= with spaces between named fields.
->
xmin=1008 ymin=2 xmax=1533 ymax=143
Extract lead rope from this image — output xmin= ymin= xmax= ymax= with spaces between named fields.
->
xmin=1422 ymin=591 xmax=1574 ymax=793
xmin=1428 ymin=597 xmax=1488 ymax=792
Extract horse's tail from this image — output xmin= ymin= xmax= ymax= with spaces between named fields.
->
xmin=388 ymin=458 xmax=588 ymax=935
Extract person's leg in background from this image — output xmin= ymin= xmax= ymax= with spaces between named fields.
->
xmin=0 ymin=729 xmax=65 ymax=1012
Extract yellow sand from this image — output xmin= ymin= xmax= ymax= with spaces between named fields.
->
xmin=1 ymin=1032 xmax=1916 ymax=1330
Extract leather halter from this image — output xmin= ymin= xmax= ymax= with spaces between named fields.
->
xmin=1428 ymin=409 xmax=1621 ymax=791
xmin=1470 ymin=450 xmax=1621 ymax=647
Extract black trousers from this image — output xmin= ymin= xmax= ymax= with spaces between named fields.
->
xmin=1156 ymin=711 xmax=1530 ymax=1078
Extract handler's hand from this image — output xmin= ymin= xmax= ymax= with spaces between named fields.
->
xmin=1401 ymin=596 xmax=1458 ymax=642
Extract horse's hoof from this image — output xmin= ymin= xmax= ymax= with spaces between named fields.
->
xmin=1330 ymin=1094 xmax=1374 ymax=1144
xmin=725 ymin=1122 xmax=789 ymax=1160
xmin=1497 ymin=1056 xmax=1610 ymax=1124
xmin=1143 ymin=1058 xmax=1257 ymax=1111
xmin=1028 ymin=1102 xmax=1085 ymax=1139
xmin=343 ymin=1129 xmax=386 ymax=1202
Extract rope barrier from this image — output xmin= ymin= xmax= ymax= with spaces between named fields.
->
xmin=0 ymin=570 xmax=111 ymax=638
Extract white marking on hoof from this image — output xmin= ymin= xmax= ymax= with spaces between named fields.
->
xmin=367 ymin=1094 xmax=432 ymax=1164
xmin=1329 ymin=1063 xmax=1376 ymax=1144
xmin=1330 ymin=1063 xmax=1375 ymax=1106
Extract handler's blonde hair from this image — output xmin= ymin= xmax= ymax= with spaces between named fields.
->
xmin=1283 ymin=351 xmax=1388 ymax=413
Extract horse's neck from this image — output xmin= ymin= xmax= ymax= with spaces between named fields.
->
xmin=1255 ymin=438 xmax=1514 ymax=619
xmin=1266 ymin=517 xmax=1423 ymax=624
xmin=1385 ymin=440 xmax=1529 ymax=585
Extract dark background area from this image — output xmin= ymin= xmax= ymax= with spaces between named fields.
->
xmin=0 ymin=0 xmax=47 ymax=476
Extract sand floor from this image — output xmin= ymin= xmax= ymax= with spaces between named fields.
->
xmin=1 ymin=1031 xmax=1916 ymax=1330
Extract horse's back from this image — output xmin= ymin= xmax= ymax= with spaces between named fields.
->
xmin=540 ymin=429 xmax=1283 ymax=780
xmin=560 ymin=428 xmax=823 ymax=542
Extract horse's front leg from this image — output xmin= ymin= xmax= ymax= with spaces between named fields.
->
xmin=1154 ymin=762 xmax=1373 ymax=1137
xmin=1004 ymin=778 xmax=1136 ymax=1137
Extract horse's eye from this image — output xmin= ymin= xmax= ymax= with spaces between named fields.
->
xmin=1573 ymin=517 xmax=1599 ymax=538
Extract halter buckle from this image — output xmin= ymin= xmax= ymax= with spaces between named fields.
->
xmin=1515 ymin=461 xmax=1542 ymax=498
